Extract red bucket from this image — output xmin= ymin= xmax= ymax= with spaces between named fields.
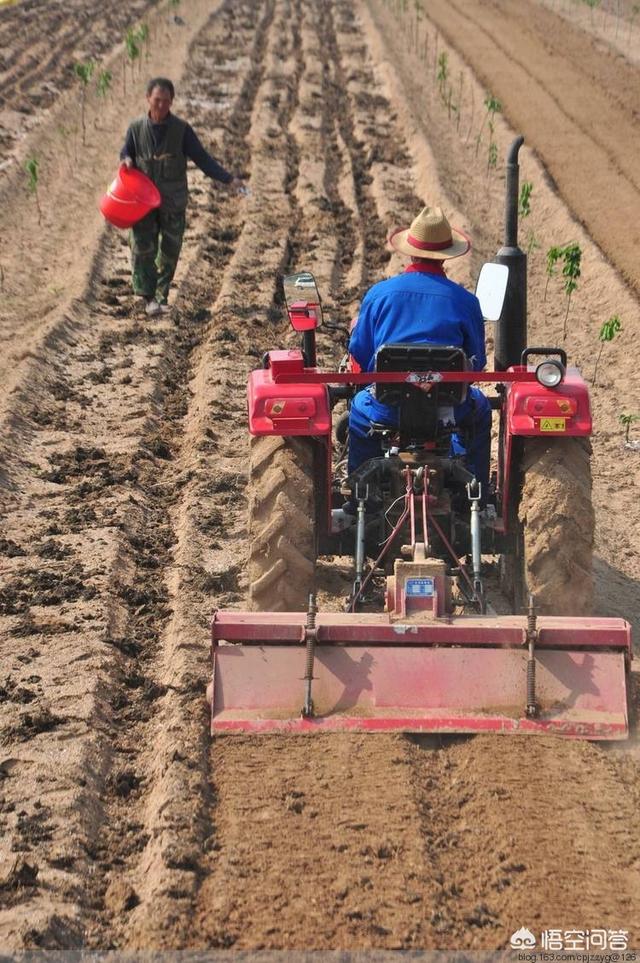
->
xmin=100 ymin=164 xmax=162 ymax=229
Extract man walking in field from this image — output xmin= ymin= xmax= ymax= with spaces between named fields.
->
xmin=121 ymin=77 xmax=243 ymax=316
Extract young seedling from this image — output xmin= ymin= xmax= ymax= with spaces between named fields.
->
xmin=137 ymin=22 xmax=150 ymax=61
xmin=73 ymin=59 xmax=95 ymax=146
xmin=518 ymin=181 xmax=533 ymax=219
xmin=447 ymin=85 xmax=455 ymax=122
xmin=487 ymin=119 xmax=498 ymax=172
xmin=475 ymin=93 xmax=501 ymax=157
xmin=518 ymin=182 xmax=537 ymax=253
xmin=57 ymin=124 xmax=76 ymax=170
xmin=592 ymin=314 xmax=621 ymax=386
xmin=584 ymin=0 xmax=599 ymax=25
xmin=526 ymin=234 xmax=540 ymax=256
xmin=560 ymin=242 xmax=581 ymax=338
xmin=25 ymin=156 xmax=42 ymax=222
xmin=125 ymin=28 xmax=141 ymax=82
xmin=544 ymin=245 xmax=562 ymax=301
xmin=437 ymin=50 xmax=449 ymax=102
xmin=96 ymin=68 xmax=112 ymax=99
xmin=619 ymin=412 xmax=639 ymax=447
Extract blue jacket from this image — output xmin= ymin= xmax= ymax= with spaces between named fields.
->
xmin=349 ymin=267 xmax=486 ymax=373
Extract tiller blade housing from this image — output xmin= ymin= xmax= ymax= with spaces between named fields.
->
xmin=210 ymin=608 xmax=631 ymax=739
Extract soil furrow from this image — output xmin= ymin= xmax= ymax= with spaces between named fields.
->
xmin=365 ymin=0 xmax=640 ymax=633
xmin=414 ymin=0 xmax=640 ymax=295
xmin=0 ymin=0 xmax=157 ymax=148
xmin=98 ymin=1 xmax=280 ymax=948
xmin=190 ymin=1 xmax=455 ymax=948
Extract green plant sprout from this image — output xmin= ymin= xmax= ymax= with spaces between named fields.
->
xmin=137 ymin=22 xmax=150 ymax=54
xmin=25 ymin=156 xmax=42 ymax=222
xmin=544 ymin=245 xmax=563 ymax=301
xmin=487 ymin=125 xmax=498 ymax=172
xmin=73 ymin=59 xmax=95 ymax=145
xmin=437 ymin=51 xmax=449 ymax=101
xmin=475 ymin=93 xmax=501 ymax=157
xmin=96 ymin=68 xmax=112 ymax=99
xmin=560 ymin=242 xmax=581 ymax=338
xmin=519 ymin=181 xmax=533 ymax=218
xmin=584 ymin=0 xmax=599 ymax=25
xmin=125 ymin=28 xmax=141 ymax=80
xmin=57 ymin=124 xmax=76 ymax=169
xmin=446 ymin=86 xmax=456 ymax=122
xmin=526 ymin=233 xmax=540 ymax=256
xmin=519 ymin=182 xmax=536 ymax=252
xmin=592 ymin=314 xmax=621 ymax=386
xmin=619 ymin=412 xmax=639 ymax=448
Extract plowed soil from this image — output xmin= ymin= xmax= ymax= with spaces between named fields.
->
xmin=0 ymin=0 xmax=639 ymax=952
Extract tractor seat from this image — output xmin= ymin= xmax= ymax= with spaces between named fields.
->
xmin=373 ymin=343 xmax=469 ymax=447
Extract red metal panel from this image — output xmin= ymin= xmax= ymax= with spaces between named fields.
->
xmin=211 ymin=611 xmax=632 ymax=656
xmin=272 ymin=370 xmax=538 ymax=386
xmin=247 ymin=368 xmax=331 ymax=436
xmin=210 ymin=645 xmax=628 ymax=739
xmin=507 ymin=365 xmax=592 ymax=436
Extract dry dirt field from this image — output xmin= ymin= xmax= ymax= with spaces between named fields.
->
xmin=0 ymin=0 xmax=639 ymax=951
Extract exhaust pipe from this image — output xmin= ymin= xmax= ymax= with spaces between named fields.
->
xmin=494 ymin=136 xmax=527 ymax=372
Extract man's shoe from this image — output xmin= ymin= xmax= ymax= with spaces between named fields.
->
xmin=157 ymin=301 xmax=171 ymax=315
xmin=145 ymin=299 xmax=161 ymax=317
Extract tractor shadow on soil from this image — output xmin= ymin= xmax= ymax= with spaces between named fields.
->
xmin=593 ymin=556 xmax=640 ymax=643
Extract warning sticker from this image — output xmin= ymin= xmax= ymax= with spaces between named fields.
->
xmin=406 ymin=578 xmax=435 ymax=597
xmin=540 ymin=417 xmax=566 ymax=432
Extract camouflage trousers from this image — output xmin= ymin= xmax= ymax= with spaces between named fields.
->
xmin=130 ymin=208 xmax=186 ymax=302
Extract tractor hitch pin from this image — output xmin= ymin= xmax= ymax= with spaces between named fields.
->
xmin=351 ymin=484 xmax=369 ymax=606
xmin=525 ymin=594 xmax=538 ymax=718
xmin=467 ymin=482 xmax=486 ymax=614
xmin=302 ymin=593 xmax=318 ymax=718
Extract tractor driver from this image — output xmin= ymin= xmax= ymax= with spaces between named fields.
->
xmin=348 ymin=205 xmax=491 ymax=497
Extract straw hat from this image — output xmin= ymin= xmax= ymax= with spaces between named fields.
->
xmin=388 ymin=205 xmax=470 ymax=260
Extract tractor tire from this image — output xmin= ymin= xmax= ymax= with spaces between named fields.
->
xmin=247 ymin=434 xmax=317 ymax=612
xmin=511 ymin=436 xmax=594 ymax=616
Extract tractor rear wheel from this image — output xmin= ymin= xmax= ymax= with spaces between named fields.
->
xmin=248 ymin=435 xmax=317 ymax=611
xmin=509 ymin=436 xmax=594 ymax=616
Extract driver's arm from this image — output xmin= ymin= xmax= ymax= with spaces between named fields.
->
xmin=348 ymin=292 xmax=377 ymax=371
xmin=464 ymin=297 xmax=487 ymax=372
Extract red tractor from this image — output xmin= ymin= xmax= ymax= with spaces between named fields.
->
xmin=210 ymin=138 xmax=631 ymax=738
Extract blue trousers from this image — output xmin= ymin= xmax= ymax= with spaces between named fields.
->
xmin=347 ymin=386 xmax=491 ymax=496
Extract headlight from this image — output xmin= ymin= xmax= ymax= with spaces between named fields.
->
xmin=535 ymin=359 xmax=564 ymax=388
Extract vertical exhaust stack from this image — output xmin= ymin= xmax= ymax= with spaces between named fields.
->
xmin=495 ymin=136 xmax=527 ymax=371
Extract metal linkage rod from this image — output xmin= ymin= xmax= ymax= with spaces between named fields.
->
xmin=302 ymin=593 xmax=318 ymax=718
xmin=525 ymin=594 xmax=538 ymax=718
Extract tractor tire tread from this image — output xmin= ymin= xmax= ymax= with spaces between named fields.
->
xmin=248 ymin=435 xmax=316 ymax=612
xmin=518 ymin=436 xmax=594 ymax=616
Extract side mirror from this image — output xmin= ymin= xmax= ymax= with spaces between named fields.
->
xmin=475 ymin=263 xmax=509 ymax=322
